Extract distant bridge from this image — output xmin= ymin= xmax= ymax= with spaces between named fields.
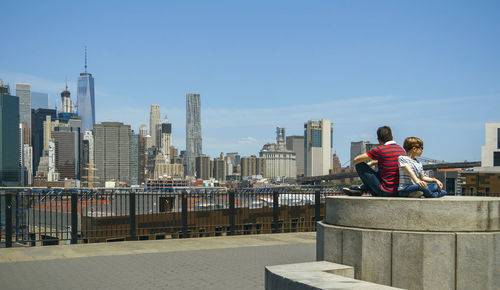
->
xmin=299 ymin=161 xmax=480 ymax=184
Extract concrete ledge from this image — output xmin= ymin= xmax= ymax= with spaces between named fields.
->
xmin=317 ymin=196 xmax=500 ymax=289
xmin=265 ymin=261 xmax=402 ymax=290
xmin=325 ymin=196 xmax=500 ymax=232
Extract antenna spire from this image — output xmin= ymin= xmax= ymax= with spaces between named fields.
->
xmin=84 ymin=45 xmax=87 ymax=73
xmin=65 ymin=77 xmax=68 ymax=91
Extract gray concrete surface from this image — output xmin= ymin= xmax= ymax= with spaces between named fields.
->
xmin=456 ymin=232 xmax=500 ymax=290
xmin=326 ymin=196 xmax=500 ymax=231
xmin=265 ymin=261 xmax=402 ymax=290
xmin=392 ymin=231 xmax=456 ymax=290
xmin=0 ymin=232 xmax=316 ymax=290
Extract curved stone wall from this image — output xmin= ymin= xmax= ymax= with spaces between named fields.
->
xmin=317 ymin=196 xmax=500 ymax=290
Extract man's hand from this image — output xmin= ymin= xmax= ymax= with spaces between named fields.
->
xmin=417 ymin=179 xmax=427 ymax=187
xmin=436 ymin=180 xmax=443 ymax=190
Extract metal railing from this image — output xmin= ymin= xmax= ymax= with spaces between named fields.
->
xmin=1 ymin=187 xmax=341 ymax=247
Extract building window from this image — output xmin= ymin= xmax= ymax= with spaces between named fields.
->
xmin=311 ymin=129 xmax=322 ymax=147
xmin=494 ymin=152 xmax=500 ymax=166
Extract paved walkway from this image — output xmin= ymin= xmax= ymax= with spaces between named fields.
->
xmin=0 ymin=232 xmax=316 ymax=289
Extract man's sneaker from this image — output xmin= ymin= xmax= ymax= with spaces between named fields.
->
xmin=342 ymin=186 xmax=363 ymax=196
xmin=407 ymin=191 xmax=423 ymax=198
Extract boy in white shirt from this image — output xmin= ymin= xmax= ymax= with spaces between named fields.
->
xmin=398 ymin=137 xmax=447 ymax=198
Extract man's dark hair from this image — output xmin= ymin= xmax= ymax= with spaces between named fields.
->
xmin=377 ymin=126 xmax=393 ymax=143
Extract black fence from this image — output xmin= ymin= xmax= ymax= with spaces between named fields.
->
xmin=0 ymin=187 xmax=340 ymax=247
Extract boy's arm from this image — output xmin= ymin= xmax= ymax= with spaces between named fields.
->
xmin=420 ymin=174 xmax=444 ymax=190
xmin=402 ymin=166 xmax=427 ymax=187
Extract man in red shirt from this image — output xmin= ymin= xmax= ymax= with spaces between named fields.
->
xmin=343 ymin=126 xmax=406 ymax=197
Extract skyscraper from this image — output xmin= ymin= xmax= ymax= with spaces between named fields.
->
xmin=304 ymin=119 xmax=333 ymax=177
xmin=0 ymin=93 xmax=20 ymax=186
xmin=60 ymin=85 xmax=73 ymax=113
xmin=185 ymin=93 xmax=202 ymax=177
xmin=129 ymin=132 xmax=140 ymax=186
xmin=158 ymin=116 xmax=172 ymax=161
xmin=149 ymin=104 xmax=160 ymax=148
xmin=77 ymin=48 xmax=96 ymax=133
xmin=286 ymin=135 xmax=305 ymax=176
xmin=31 ymin=108 xmax=57 ymax=180
xmin=259 ymin=127 xmax=296 ymax=179
xmin=94 ymin=122 xmax=133 ymax=186
xmin=15 ymin=83 xmax=31 ymax=144
xmin=52 ymin=126 xmax=81 ymax=180
xmin=139 ymin=124 xmax=147 ymax=138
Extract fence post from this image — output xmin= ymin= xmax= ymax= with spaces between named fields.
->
xmin=129 ymin=190 xmax=136 ymax=240
xmin=272 ymin=191 xmax=279 ymax=233
xmin=229 ymin=189 xmax=235 ymax=236
xmin=181 ymin=190 xmax=188 ymax=238
xmin=71 ymin=191 xmax=78 ymax=244
xmin=5 ymin=192 xmax=13 ymax=248
xmin=315 ymin=190 xmax=321 ymax=223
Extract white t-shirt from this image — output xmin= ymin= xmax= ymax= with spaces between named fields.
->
xmin=398 ymin=155 xmax=424 ymax=190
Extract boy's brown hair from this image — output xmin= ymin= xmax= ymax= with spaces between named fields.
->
xmin=403 ymin=137 xmax=423 ymax=152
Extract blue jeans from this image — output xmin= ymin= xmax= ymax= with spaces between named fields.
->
xmin=355 ymin=163 xmax=393 ymax=197
xmin=399 ymin=183 xmax=447 ymax=198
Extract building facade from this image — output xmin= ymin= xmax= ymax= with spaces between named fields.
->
xmin=304 ymin=119 xmax=333 ymax=177
xmin=286 ymin=135 xmax=305 ymax=176
xmin=94 ymin=122 xmax=133 ymax=186
xmin=15 ymin=84 xmax=31 ymax=145
xmin=195 ymin=155 xmax=211 ymax=180
xmin=158 ymin=117 xmax=172 ymax=161
xmin=185 ymin=93 xmax=202 ymax=177
xmin=149 ymin=104 xmax=160 ymax=148
xmin=52 ymin=126 xmax=81 ymax=180
xmin=260 ymin=127 xmax=296 ymax=179
xmin=0 ymin=94 xmax=20 ymax=186
xmin=31 ymin=108 xmax=57 ymax=179
xmin=212 ymin=154 xmax=226 ymax=182
xmin=77 ymin=71 xmax=95 ymax=133
xmin=481 ymin=122 xmax=500 ymax=170
xmin=240 ymin=155 xmax=266 ymax=179
xmin=129 ymin=133 xmax=139 ymax=186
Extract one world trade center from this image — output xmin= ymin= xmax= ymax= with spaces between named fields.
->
xmin=77 ymin=47 xmax=95 ymax=133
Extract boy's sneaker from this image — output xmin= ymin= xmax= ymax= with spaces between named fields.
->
xmin=407 ymin=191 xmax=423 ymax=198
xmin=342 ymin=186 xmax=363 ymax=196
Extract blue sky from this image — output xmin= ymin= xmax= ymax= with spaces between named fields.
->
xmin=1 ymin=0 xmax=499 ymax=165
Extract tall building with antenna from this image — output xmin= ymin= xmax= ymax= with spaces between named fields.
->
xmin=77 ymin=46 xmax=95 ymax=133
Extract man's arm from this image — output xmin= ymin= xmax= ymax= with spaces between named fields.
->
xmin=353 ymin=153 xmax=372 ymax=165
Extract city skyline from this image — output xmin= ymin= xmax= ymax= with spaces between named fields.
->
xmin=1 ymin=1 xmax=499 ymax=164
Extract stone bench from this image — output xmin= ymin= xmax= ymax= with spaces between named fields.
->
xmin=265 ymin=261 xmax=402 ymax=289
xmin=317 ymin=196 xmax=500 ymax=290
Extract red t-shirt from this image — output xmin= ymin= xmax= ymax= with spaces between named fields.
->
xmin=366 ymin=142 xmax=406 ymax=194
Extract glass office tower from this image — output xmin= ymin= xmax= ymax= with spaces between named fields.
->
xmin=0 ymin=94 xmax=21 ymax=186
xmin=77 ymin=72 xmax=95 ymax=133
